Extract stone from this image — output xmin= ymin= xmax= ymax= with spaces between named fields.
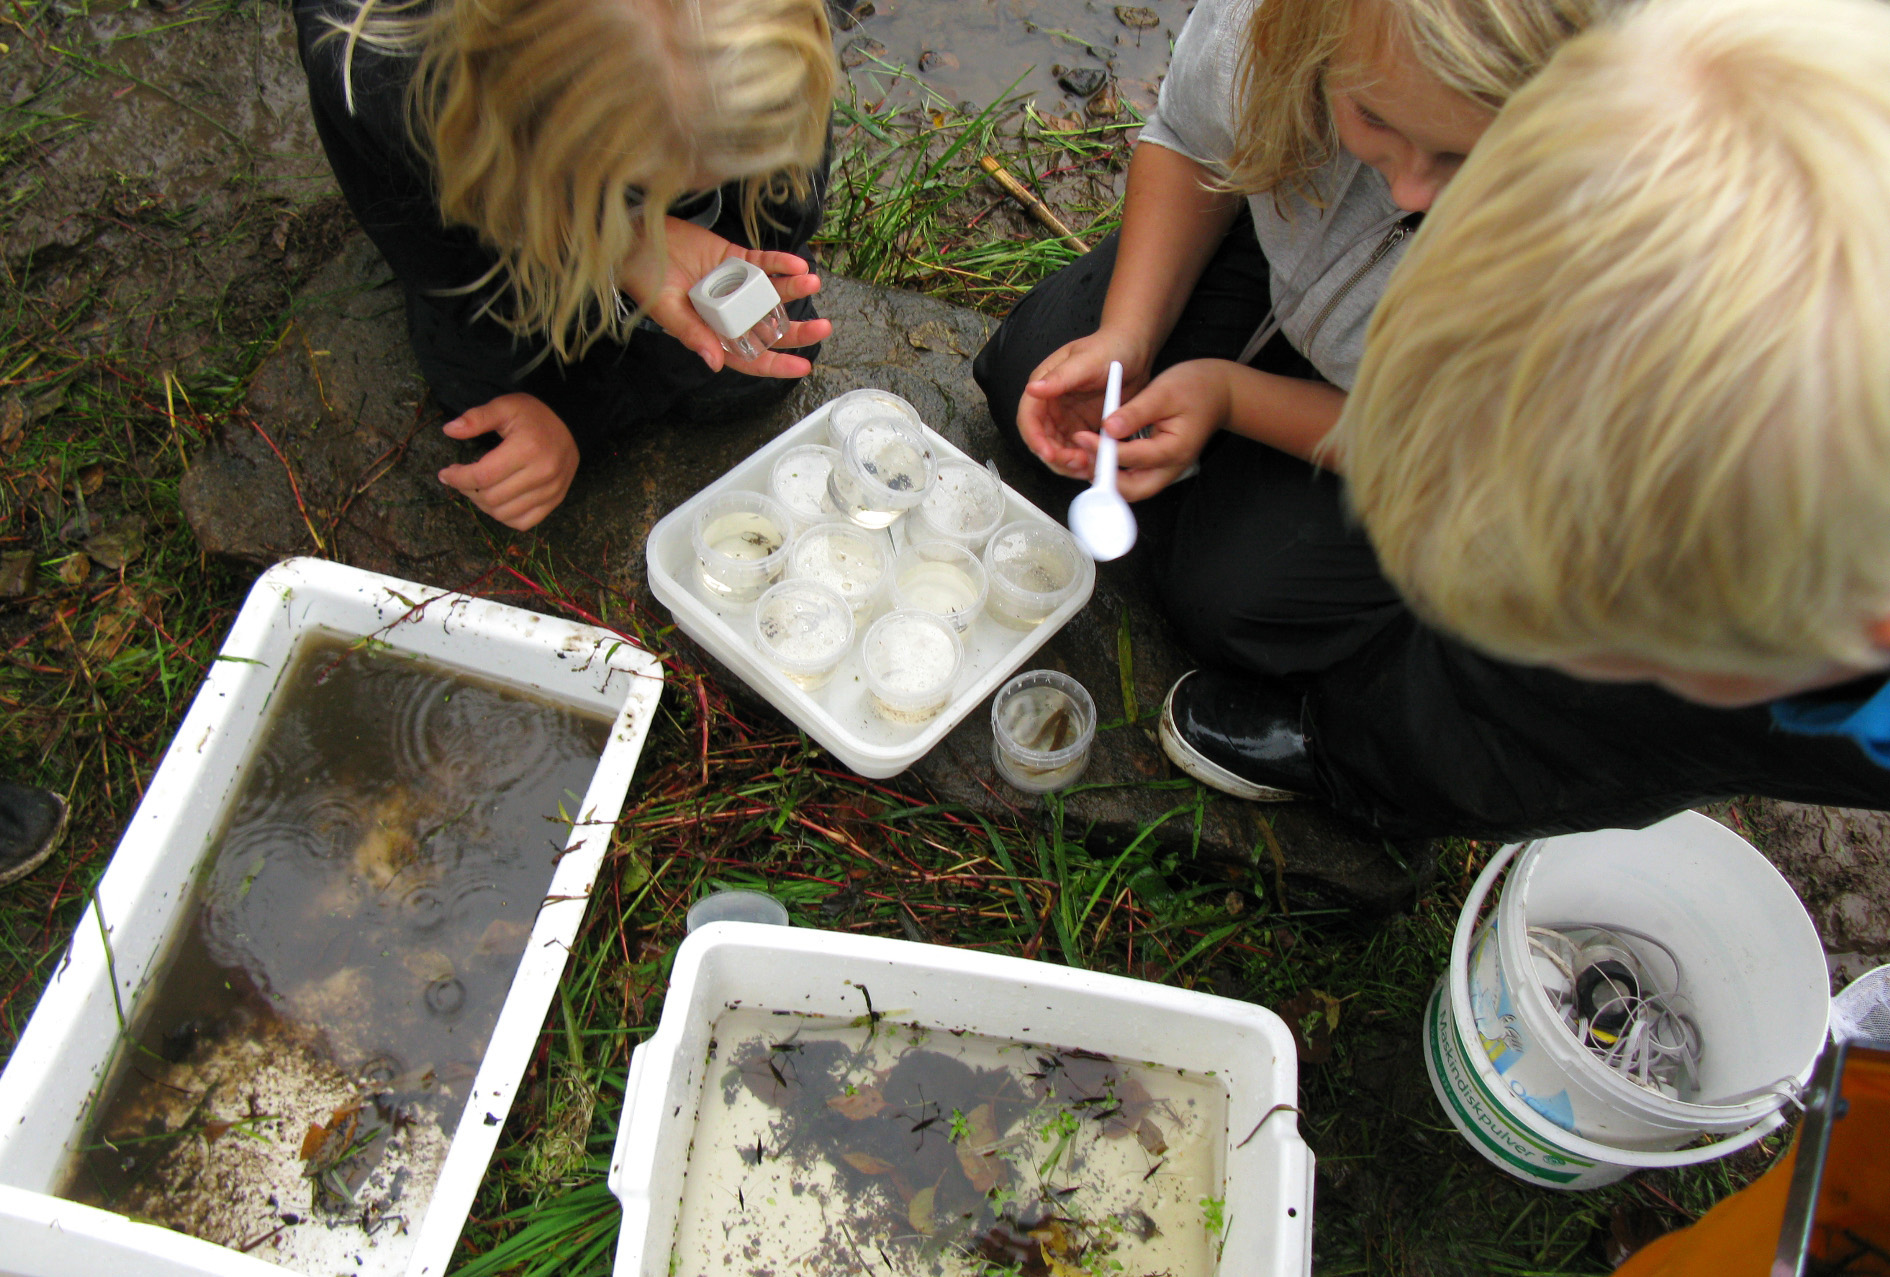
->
xmin=840 ymin=36 xmax=888 ymax=69
xmin=185 ymin=230 xmax=1431 ymax=912
xmin=1115 ymin=6 xmax=1161 ymax=29
xmin=1055 ymin=66 xmax=1109 ymax=99
xmin=918 ymin=50 xmax=959 ymax=74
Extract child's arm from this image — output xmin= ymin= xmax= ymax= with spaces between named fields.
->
xmin=1098 ymin=359 xmax=1347 ymax=500
xmin=437 ymin=394 xmax=581 ymax=531
xmin=619 ymin=217 xmax=833 ymax=377
xmin=1018 ymin=142 xmax=1243 ymax=477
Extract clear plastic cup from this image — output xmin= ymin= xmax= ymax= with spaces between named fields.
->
xmin=903 ymin=458 xmax=1006 ymax=552
xmin=685 ymin=889 xmax=791 ymax=932
xmin=787 ymin=522 xmax=892 ymax=620
xmin=982 ymin=520 xmax=1086 ymax=628
xmin=861 ymin=609 xmax=963 ymax=724
xmin=827 ymin=415 xmax=936 ymax=530
xmin=826 ymin=388 xmax=922 ymax=450
xmin=769 ymin=444 xmax=840 ymax=534
xmin=991 ymin=670 xmax=1096 ymax=793
xmin=692 ymin=491 xmax=793 ymax=603
xmin=753 ymin=579 xmax=854 ymax=689
xmin=890 ymin=541 xmax=988 ymax=633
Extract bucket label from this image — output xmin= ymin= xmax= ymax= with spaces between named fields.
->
xmin=1425 ymin=985 xmax=1594 ymax=1185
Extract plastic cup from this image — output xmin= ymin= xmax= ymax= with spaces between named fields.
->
xmin=827 ymin=415 xmax=936 ymax=530
xmin=692 ymin=491 xmax=793 ymax=603
xmin=768 ymin=444 xmax=840 ymax=534
xmin=787 ymin=522 xmax=892 ymax=620
xmin=904 ymin=459 xmax=1006 ymax=552
xmin=990 ymin=671 xmax=1096 ymax=793
xmin=982 ymin=520 xmax=1086 ymax=628
xmin=861 ymin=609 xmax=963 ymax=724
xmin=890 ymin=541 xmax=988 ymax=633
xmin=685 ymin=889 xmax=791 ymax=932
xmin=753 ymin=579 xmax=854 ymax=689
xmin=826 ymin=388 xmax=922 ymax=449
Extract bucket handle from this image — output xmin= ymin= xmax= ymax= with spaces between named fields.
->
xmin=1449 ymin=843 xmax=1789 ymax=1170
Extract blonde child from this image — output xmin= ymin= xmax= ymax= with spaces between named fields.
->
xmin=1331 ymin=0 xmax=1890 ymax=764
xmin=297 ymin=0 xmax=835 ymax=530
xmin=973 ymin=0 xmax=1622 ymax=831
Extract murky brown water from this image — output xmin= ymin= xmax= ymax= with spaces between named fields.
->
xmin=59 ymin=632 xmax=608 ymax=1262
xmin=834 ymin=0 xmax=1188 ymax=115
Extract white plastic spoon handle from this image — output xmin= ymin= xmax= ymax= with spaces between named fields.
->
xmin=1097 ymin=360 xmax=1123 ymax=493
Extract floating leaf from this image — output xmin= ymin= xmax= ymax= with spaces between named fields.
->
xmin=956 ymin=1103 xmax=1002 ymax=1193
xmin=1136 ymin=1117 xmax=1168 ymax=1155
xmin=841 ymin=1151 xmax=894 ymax=1175
xmin=827 ymin=1083 xmax=887 ymax=1120
xmin=402 ymin=949 xmax=455 ymax=983
xmin=907 ymin=1184 xmax=937 ymax=1235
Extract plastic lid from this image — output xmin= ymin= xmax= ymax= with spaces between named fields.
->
xmin=686 ymin=889 xmax=791 ymax=932
xmin=861 ymin=609 xmax=963 ymax=707
xmin=687 ymin=260 xmax=781 ymax=340
xmin=754 ymin=578 xmax=855 ymax=674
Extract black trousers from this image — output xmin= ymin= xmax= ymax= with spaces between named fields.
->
xmin=973 ymin=215 xmax=1890 ymax=842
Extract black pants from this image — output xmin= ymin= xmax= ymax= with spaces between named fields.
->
xmin=974 ymin=215 xmax=1890 ymax=841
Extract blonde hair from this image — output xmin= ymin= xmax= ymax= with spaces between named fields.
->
xmin=1225 ymin=0 xmax=1604 ymax=203
xmin=328 ymin=0 xmax=833 ymax=361
xmin=1333 ymin=0 xmax=1890 ymax=679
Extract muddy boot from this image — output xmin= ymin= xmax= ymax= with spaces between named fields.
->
xmin=0 ymin=783 xmax=67 ymax=887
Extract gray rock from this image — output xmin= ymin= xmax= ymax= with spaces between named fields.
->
xmin=185 ymin=232 xmax=1431 ymax=911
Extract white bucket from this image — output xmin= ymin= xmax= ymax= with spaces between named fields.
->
xmin=1423 ymin=811 xmax=1828 ymax=1189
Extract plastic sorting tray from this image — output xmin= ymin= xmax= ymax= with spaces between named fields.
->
xmin=608 ymin=924 xmax=1315 ymax=1277
xmin=0 ymin=558 xmax=664 ymax=1277
xmin=645 ymin=401 xmax=1095 ymax=777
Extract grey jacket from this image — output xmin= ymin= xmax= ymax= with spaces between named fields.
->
xmin=1140 ymin=0 xmax=1409 ymax=391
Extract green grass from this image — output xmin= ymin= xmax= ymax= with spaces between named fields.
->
xmin=0 ymin=5 xmax=1789 ymax=1274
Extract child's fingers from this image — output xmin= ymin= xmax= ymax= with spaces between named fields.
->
xmin=746 ymin=249 xmax=812 ymax=278
xmin=1116 ymin=465 xmax=1182 ymax=503
xmin=769 ymin=273 xmax=823 ymax=302
xmin=442 ymin=405 xmax=504 ymax=439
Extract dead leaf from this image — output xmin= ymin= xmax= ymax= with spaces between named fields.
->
xmin=1039 ymin=112 xmax=1083 ymax=133
xmin=907 ymin=1184 xmax=937 ymax=1235
xmin=0 ymin=552 xmax=33 ymax=599
xmin=1115 ymin=5 xmax=1160 ymax=27
xmin=77 ymin=463 xmax=104 ymax=496
xmin=1136 ymin=1117 xmax=1167 ymax=1155
xmin=0 ymin=396 xmax=22 ymax=452
xmin=826 ymin=1084 xmax=888 ymax=1120
xmin=83 ymin=515 xmax=146 ymax=570
xmin=1279 ymin=989 xmax=1338 ymax=1064
xmin=84 ymin=606 xmax=138 ymax=663
xmin=402 ymin=949 xmax=455 ymax=983
xmin=55 ymin=553 xmax=89 ymax=585
xmin=840 ymin=1151 xmax=894 ymax=1175
xmin=476 ymin=918 xmax=531 ymax=955
xmin=955 ymin=1102 xmax=1002 ymax=1193
xmin=202 ymin=1120 xmax=231 ymax=1142
xmin=907 ymin=319 xmax=965 ymax=356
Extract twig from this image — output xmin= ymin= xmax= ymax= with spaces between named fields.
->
xmin=978 ymin=156 xmax=1090 ymax=252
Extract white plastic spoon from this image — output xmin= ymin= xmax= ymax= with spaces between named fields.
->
xmin=1068 ymin=360 xmax=1138 ymax=561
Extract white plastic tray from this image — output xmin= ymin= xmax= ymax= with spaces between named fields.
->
xmin=0 ymin=558 xmax=664 ymax=1277
xmin=645 ymin=402 xmax=1095 ymax=778
xmin=607 ymin=924 xmax=1314 ymax=1277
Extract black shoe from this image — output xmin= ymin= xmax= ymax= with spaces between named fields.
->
xmin=1158 ymin=670 xmax=1315 ymax=802
xmin=0 ymin=783 xmax=67 ymax=887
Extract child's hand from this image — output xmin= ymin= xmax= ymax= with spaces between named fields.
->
xmin=622 ymin=217 xmax=833 ymax=378
xmin=1098 ymin=360 xmax=1232 ymax=501
xmin=437 ymin=393 xmax=580 ymax=530
xmin=1016 ymin=329 xmax=1153 ymax=479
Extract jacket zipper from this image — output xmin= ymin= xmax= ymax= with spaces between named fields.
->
xmin=1299 ymin=221 xmax=1410 ymax=357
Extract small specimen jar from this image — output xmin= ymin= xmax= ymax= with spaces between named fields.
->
xmin=768 ymin=443 xmax=840 ymax=534
xmin=787 ymin=522 xmax=892 ymax=620
xmin=753 ymin=579 xmax=854 ymax=690
xmin=686 ymin=259 xmax=789 ymax=361
xmin=990 ymin=670 xmax=1096 ymax=793
xmin=827 ymin=415 xmax=936 ymax=530
xmin=982 ymin=520 xmax=1086 ymax=628
xmin=903 ymin=458 xmax=1006 ymax=552
xmin=685 ymin=889 xmax=791 ymax=932
xmin=692 ymin=491 xmax=793 ymax=603
xmin=826 ymin=387 xmax=922 ymax=450
xmin=890 ymin=540 xmax=988 ymax=633
xmin=861 ymin=609 xmax=963 ymax=725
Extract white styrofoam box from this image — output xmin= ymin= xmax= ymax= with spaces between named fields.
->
xmin=645 ymin=403 xmax=1096 ymax=777
xmin=0 ymin=558 xmax=665 ymax=1277
xmin=608 ymin=925 xmax=1315 ymax=1277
